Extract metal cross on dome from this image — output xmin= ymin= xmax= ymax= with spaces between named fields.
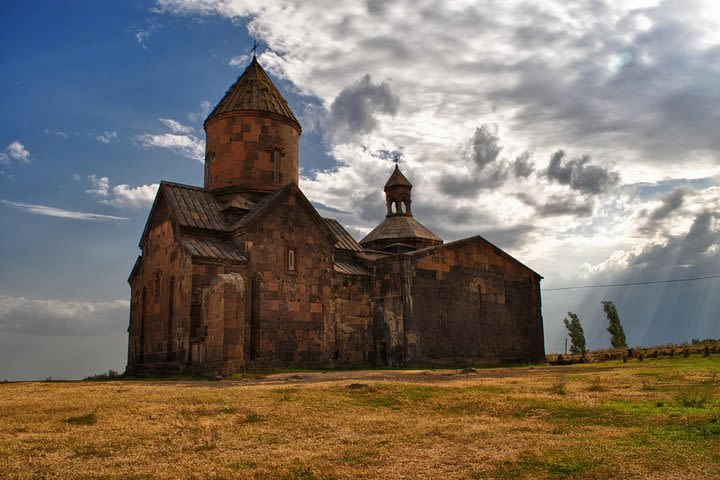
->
xmin=251 ymin=40 xmax=258 ymax=57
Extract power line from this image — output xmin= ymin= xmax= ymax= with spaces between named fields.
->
xmin=543 ymin=274 xmax=720 ymax=292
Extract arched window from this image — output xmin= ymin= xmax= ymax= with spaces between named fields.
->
xmin=273 ymin=150 xmax=281 ymax=182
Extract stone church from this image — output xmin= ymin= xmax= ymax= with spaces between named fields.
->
xmin=126 ymin=56 xmax=545 ymax=375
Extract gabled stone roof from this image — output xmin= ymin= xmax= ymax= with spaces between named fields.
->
xmin=161 ymin=182 xmax=228 ymax=231
xmin=205 ymin=55 xmax=301 ymax=130
xmin=334 ymin=261 xmax=371 ymax=276
xmin=323 ymin=218 xmax=364 ymax=252
xmin=139 ymin=181 xmax=228 ymax=248
xmin=179 ymin=236 xmax=246 ymax=263
xmin=359 ymin=215 xmax=442 ymax=246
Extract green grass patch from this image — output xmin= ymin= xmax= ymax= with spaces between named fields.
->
xmin=488 ymin=454 xmax=600 ymax=479
xmin=345 ymin=385 xmax=445 ymax=409
xmin=675 ymin=387 xmax=714 ymax=408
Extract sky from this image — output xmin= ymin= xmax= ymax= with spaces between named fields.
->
xmin=1 ymin=0 xmax=719 ymax=380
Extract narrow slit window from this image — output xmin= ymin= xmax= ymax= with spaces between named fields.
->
xmin=288 ymin=248 xmax=296 ymax=272
xmin=273 ymin=150 xmax=280 ymax=182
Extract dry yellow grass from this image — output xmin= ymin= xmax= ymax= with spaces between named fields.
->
xmin=1 ymin=356 xmax=719 ymax=479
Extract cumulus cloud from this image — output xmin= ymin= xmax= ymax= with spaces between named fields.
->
xmin=545 ymin=150 xmax=620 ymax=194
xmin=104 ymin=183 xmax=159 ymax=209
xmin=5 ymin=141 xmax=30 ymax=163
xmin=86 ymin=175 xmax=159 ymax=209
xmin=86 ymin=175 xmax=110 ymax=197
xmin=229 ymin=54 xmax=250 ymax=67
xmin=159 ymin=118 xmax=194 ymax=134
xmin=0 ymin=295 xmax=129 ymax=336
xmin=96 ymin=131 xmax=118 ymax=144
xmin=637 ymin=186 xmax=691 ymax=235
xmin=136 ymin=133 xmax=204 ymax=161
xmin=0 ymin=153 xmax=8 ymax=165
xmin=0 ymin=199 xmax=127 ymax=221
xmin=325 ymin=74 xmax=399 ymax=142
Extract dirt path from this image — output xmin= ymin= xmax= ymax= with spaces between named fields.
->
xmin=138 ymin=362 xmax=617 ymax=388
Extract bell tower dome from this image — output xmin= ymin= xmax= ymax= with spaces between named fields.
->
xmin=204 ymin=55 xmax=301 ymax=202
xmin=359 ymin=165 xmax=443 ymax=253
xmin=384 ymin=164 xmax=413 ymax=216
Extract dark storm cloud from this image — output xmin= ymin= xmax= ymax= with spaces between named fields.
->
xmin=471 ymin=124 xmax=502 ymax=169
xmin=637 ymin=186 xmax=690 ymax=235
xmin=439 ymin=126 xmax=535 ymax=198
xmin=326 ymin=74 xmax=399 ymax=141
xmin=437 ymin=174 xmax=478 ymax=197
xmin=365 ymin=0 xmax=385 ymax=15
xmin=356 ymin=190 xmax=386 ymax=223
xmin=480 ymin=224 xmax=537 ymax=251
xmin=512 ymin=151 xmax=534 ymax=178
xmin=490 ymin=1 xmax=720 ymax=162
xmin=537 ymin=196 xmax=594 ymax=218
xmin=516 ymin=192 xmax=594 ymax=218
xmin=544 ymin=150 xmax=620 ymax=194
xmin=628 ymin=210 xmax=720 ymax=274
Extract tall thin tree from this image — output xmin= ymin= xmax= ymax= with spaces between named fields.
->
xmin=602 ymin=300 xmax=627 ymax=348
xmin=563 ymin=312 xmax=587 ymax=354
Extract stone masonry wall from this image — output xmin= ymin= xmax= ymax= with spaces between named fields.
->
xmin=200 ymin=273 xmax=246 ymax=375
xmin=205 ymin=113 xmax=299 ymax=198
xmin=410 ymin=238 xmax=545 ymax=365
xmin=331 ymin=273 xmax=372 ymax=365
xmin=241 ymin=192 xmax=335 ymax=367
xmin=371 ymin=258 xmax=413 ymax=366
xmin=127 ymin=202 xmax=193 ymax=372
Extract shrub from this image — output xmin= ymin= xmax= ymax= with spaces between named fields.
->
xmin=676 ymin=389 xmax=710 ymax=408
xmin=84 ymin=369 xmax=120 ymax=381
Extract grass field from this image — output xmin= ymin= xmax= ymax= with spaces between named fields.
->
xmin=1 ymin=355 xmax=718 ymax=479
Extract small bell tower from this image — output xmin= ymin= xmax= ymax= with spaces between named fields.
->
xmin=384 ymin=165 xmax=413 ymax=216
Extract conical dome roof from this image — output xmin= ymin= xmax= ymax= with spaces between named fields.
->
xmin=359 ymin=215 xmax=442 ymax=246
xmin=205 ymin=55 xmax=301 ymax=130
xmin=384 ymin=165 xmax=412 ymax=189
